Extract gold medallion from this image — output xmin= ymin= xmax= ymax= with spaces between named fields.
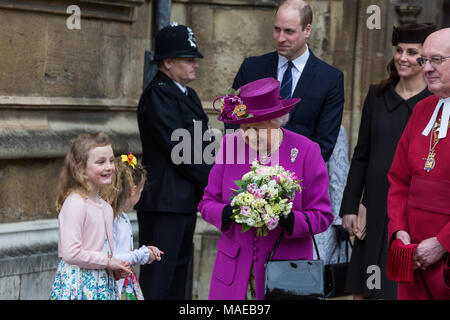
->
xmin=424 ymin=118 xmax=441 ymax=173
xmin=424 ymin=155 xmax=435 ymax=172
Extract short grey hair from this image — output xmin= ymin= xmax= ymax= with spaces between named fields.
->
xmin=269 ymin=113 xmax=290 ymax=128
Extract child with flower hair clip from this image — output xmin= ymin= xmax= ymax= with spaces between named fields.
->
xmin=50 ymin=132 xmax=131 ymax=300
xmin=102 ymin=152 xmax=164 ymax=300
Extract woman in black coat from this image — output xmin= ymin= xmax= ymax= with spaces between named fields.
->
xmin=339 ymin=23 xmax=436 ymax=300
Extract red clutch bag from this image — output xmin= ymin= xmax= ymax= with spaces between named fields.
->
xmin=386 ymin=239 xmax=418 ymax=285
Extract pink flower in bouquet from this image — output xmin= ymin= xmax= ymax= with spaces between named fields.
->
xmin=270 ymin=175 xmax=280 ymax=183
xmin=254 ymin=188 xmax=266 ymax=199
xmin=289 ymin=172 xmax=298 ymax=181
xmin=240 ymin=206 xmax=251 ymax=216
xmin=266 ymin=217 xmax=279 ymax=231
xmin=246 ymin=183 xmax=258 ymax=194
xmin=261 ymin=207 xmax=267 ymax=216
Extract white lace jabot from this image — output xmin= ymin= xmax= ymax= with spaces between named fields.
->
xmin=422 ymin=97 xmax=450 ymax=139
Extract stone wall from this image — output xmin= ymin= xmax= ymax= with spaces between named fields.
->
xmin=0 ymin=0 xmax=149 ymax=99
xmin=0 ymin=0 xmax=151 ymax=223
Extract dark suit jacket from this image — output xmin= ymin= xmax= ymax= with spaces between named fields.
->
xmin=136 ymin=71 xmax=212 ymax=214
xmin=229 ymin=51 xmax=344 ymax=161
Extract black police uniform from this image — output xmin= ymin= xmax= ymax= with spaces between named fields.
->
xmin=136 ymin=24 xmax=212 ymax=300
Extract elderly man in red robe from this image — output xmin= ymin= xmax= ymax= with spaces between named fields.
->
xmin=387 ymin=28 xmax=450 ymax=299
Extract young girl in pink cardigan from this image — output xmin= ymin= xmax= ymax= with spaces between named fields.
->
xmin=50 ymin=132 xmax=131 ymax=300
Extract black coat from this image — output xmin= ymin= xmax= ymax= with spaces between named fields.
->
xmin=136 ymin=71 xmax=212 ymax=214
xmin=339 ymin=82 xmax=431 ymax=298
xmin=227 ymin=51 xmax=344 ymax=162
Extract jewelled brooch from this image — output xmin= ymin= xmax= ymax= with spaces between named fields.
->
xmin=290 ymin=148 xmax=299 ymax=163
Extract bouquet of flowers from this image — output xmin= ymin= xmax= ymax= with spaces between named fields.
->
xmin=230 ymin=160 xmax=303 ymax=236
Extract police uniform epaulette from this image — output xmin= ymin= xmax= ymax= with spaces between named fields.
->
xmin=147 ymin=81 xmax=165 ymax=90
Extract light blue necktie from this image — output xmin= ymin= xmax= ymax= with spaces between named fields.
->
xmin=280 ymin=61 xmax=294 ymax=99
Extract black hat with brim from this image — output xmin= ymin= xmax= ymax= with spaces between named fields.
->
xmin=153 ymin=24 xmax=203 ymax=62
xmin=392 ymin=22 xmax=437 ymax=46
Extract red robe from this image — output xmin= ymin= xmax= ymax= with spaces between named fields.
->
xmin=388 ymin=95 xmax=450 ymax=299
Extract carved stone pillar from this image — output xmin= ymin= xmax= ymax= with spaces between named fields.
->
xmin=395 ymin=0 xmax=423 ymax=25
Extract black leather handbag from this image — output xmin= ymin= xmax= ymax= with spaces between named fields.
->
xmin=264 ymin=213 xmax=324 ymax=300
xmin=324 ymin=227 xmax=352 ymax=298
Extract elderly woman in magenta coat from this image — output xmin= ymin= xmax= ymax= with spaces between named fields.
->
xmin=198 ymin=77 xmax=334 ymax=300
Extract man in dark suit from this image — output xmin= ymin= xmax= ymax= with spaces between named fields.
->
xmin=229 ymin=0 xmax=344 ymax=161
xmin=136 ymin=23 xmax=212 ymax=300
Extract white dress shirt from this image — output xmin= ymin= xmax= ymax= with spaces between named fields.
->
xmin=173 ymin=80 xmax=188 ymax=95
xmin=277 ymin=45 xmax=310 ymax=97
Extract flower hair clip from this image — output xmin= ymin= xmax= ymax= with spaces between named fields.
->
xmin=212 ymin=88 xmax=253 ymax=121
xmin=121 ymin=152 xmax=137 ymax=169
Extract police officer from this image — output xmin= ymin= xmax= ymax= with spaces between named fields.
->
xmin=136 ymin=23 xmax=212 ymax=300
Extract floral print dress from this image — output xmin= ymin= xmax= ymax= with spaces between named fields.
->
xmin=50 ymin=236 xmax=117 ymax=300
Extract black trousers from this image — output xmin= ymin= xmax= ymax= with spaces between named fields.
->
xmin=137 ymin=210 xmax=197 ymax=300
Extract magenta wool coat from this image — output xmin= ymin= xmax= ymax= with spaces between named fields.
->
xmin=198 ymin=128 xmax=334 ymax=300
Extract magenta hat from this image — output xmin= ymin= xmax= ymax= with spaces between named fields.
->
xmin=213 ymin=77 xmax=301 ymax=124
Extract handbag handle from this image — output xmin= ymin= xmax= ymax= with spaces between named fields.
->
xmin=269 ymin=212 xmax=321 ymax=261
xmin=330 ymin=228 xmax=353 ymax=263
xmin=330 ymin=234 xmax=353 ymax=264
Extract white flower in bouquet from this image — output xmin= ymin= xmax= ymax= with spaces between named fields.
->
xmin=229 ymin=160 xmax=302 ymax=236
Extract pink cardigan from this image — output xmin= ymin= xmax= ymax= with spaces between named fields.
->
xmin=57 ymin=193 xmax=114 ymax=269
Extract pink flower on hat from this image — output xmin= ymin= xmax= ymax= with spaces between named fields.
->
xmin=220 ymin=103 xmax=238 ymax=121
xmin=213 ymin=78 xmax=300 ymax=124
xmin=223 ymin=94 xmax=242 ymax=107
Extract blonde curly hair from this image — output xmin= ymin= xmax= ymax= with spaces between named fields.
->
xmin=101 ymin=155 xmax=147 ymax=218
xmin=55 ymin=132 xmax=112 ymax=212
